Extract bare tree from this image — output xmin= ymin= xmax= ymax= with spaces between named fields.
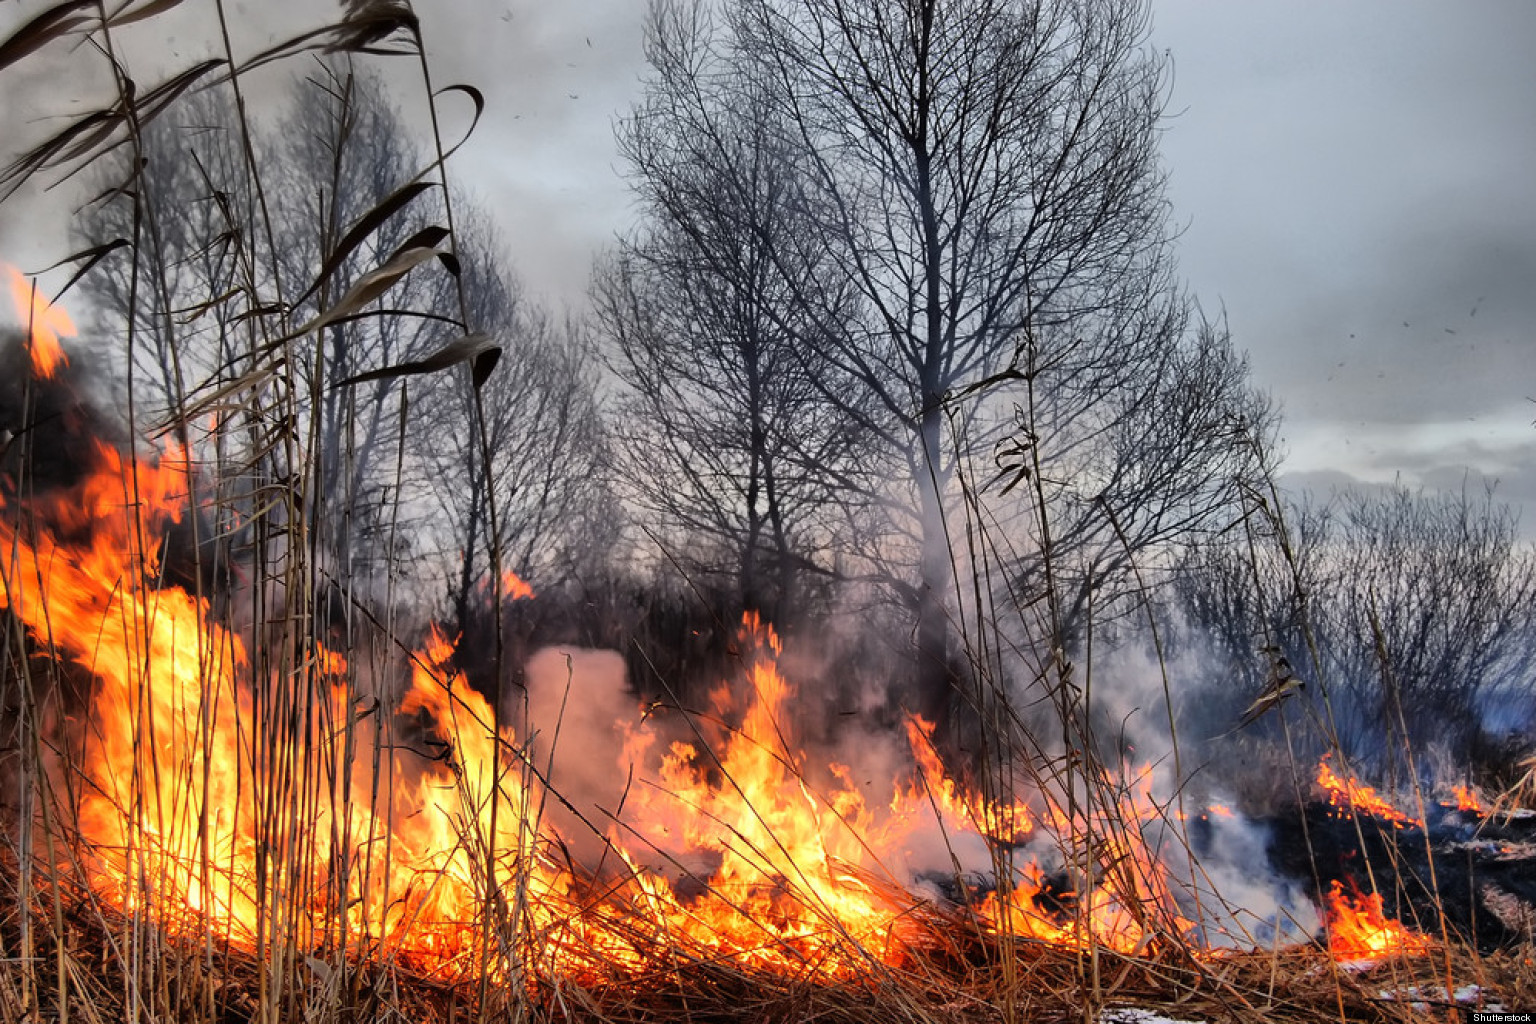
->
xmin=77 ymin=87 xmax=251 ymax=425
xmin=79 ymin=70 xmax=448 ymax=576
xmin=622 ymin=0 xmax=1270 ymax=734
xmin=599 ymin=5 xmax=877 ymax=621
xmin=1002 ymin=313 xmax=1275 ymax=645
xmin=263 ymin=67 xmax=451 ymax=576
xmin=419 ymin=260 xmax=611 ymax=630
xmin=1179 ymin=482 xmax=1536 ymax=772
xmin=79 ymin=68 xmax=610 ymax=613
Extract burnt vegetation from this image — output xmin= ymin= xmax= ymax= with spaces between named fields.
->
xmin=0 ymin=0 xmax=1531 ymax=1022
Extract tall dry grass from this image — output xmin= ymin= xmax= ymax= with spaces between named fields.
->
xmin=0 ymin=3 xmax=1523 ymax=1024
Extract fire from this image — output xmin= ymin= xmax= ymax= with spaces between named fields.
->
xmin=500 ymin=568 xmax=535 ymax=601
xmin=900 ymin=712 xmax=1034 ymax=845
xmin=1316 ymin=755 xmax=1419 ymax=829
xmin=984 ymin=764 xmax=1195 ymax=953
xmin=1450 ymin=784 xmax=1483 ymax=814
xmin=0 ymin=431 xmax=575 ymax=976
xmin=0 ymin=439 xmax=255 ymax=931
xmin=0 ymin=417 xmax=1227 ymax=981
xmin=5 ymin=264 xmax=73 ymax=378
xmin=1323 ymin=879 xmax=1431 ymax=960
xmin=613 ymin=613 xmax=924 ymax=970
xmin=897 ymin=718 xmax=1188 ymax=952
xmin=0 ymin=435 xmax=849 ymax=974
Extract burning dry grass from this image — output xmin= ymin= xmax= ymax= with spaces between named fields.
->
xmin=0 ymin=421 xmax=1515 ymax=1021
xmin=0 ymin=296 xmax=1520 ymax=1018
xmin=2 ymin=854 xmax=1528 ymax=1024
xmin=1314 ymin=757 xmax=1417 ymax=831
xmin=0 ymin=396 xmax=1195 ymax=987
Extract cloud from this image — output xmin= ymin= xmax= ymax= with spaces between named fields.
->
xmin=1155 ymin=0 xmax=1536 ymax=530
xmin=1279 ymin=431 xmax=1536 ymax=539
xmin=413 ymin=2 xmax=649 ymax=307
xmin=1281 ymin=394 xmax=1533 ymax=472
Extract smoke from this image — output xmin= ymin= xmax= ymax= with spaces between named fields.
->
xmin=510 ymin=609 xmax=1328 ymax=945
xmin=0 ymin=329 xmax=123 ymax=493
xmin=1000 ymin=632 xmax=1327 ymax=945
xmin=1186 ymin=811 xmax=1319 ymax=946
xmin=515 ymin=633 xmax=1001 ymax=890
xmin=519 ymin=645 xmax=640 ymax=863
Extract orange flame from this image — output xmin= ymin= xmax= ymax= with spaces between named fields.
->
xmin=1324 ymin=879 xmax=1431 ymax=960
xmin=0 ymin=438 xmax=568 ymax=976
xmin=500 ymin=568 xmax=535 ymax=601
xmin=977 ymin=761 xmax=1195 ymax=954
xmin=1316 ymin=755 xmax=1419 ymax=829
xmin=1 ymin=437 xmax=1209 ymax=980
xmin=899 ymin=713 xmax=1034 ymax=845
xmin=1450 ymin=784 xmax=1483 ymax=814
xmin=612 ymin=612 xmax=928 ymax=971
xmin=5 ymin=264 xmax=73 ymax=378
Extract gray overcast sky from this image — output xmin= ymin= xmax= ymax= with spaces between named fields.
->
xmin=1150 ymin=3 xmax=1536 ymax=520
xmin=3 ymin=0 xmax=1534 ymax=525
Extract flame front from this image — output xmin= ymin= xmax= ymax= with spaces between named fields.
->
xmin=0 ymin=438 xmax=246 ymax=928
xmin=0 ymin=433 xmax=575 ymax=977
xmin=0 ymin=428 xmax=1188 ymax=980
xmin=1450 ymin=784 xmax=1483 ymax=814
xmin=611 ymin=613 xmax=926 ymax=971
xmin=0 ymin=460 xmax=929 ymax=979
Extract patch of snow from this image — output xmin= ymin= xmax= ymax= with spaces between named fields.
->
xmin=1099 ymin=1009 xmax=1208 ymax=1024
xmin=1376 ymin=983 xmax=1496 ymax=1013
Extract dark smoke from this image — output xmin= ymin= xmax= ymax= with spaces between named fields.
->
xmin=0 ymin=329 xmax=224 ymax=605
xmin=0 ymin=329 xmax=125 ymax=502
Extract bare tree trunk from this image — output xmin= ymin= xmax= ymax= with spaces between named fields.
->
xmin=765 ymin=450 xmax=793 ymax=623
xmin=743 ymin=338 xmax=765 ymax=613
xmin=913 ymin=389 xmax=954 ymax=734
xmin=454 ymin=456 xmax=485 ymax=631
xmin=913 ymin=8 xmax=954 ymax=733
